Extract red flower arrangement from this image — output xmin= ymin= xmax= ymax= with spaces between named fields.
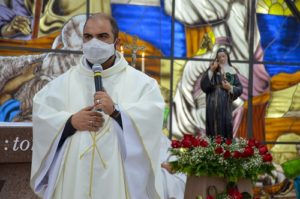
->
xmin=199 ymin=182 xmax=252 ymax=199
xmin=169 ymin=134 xmax=275 ymax=183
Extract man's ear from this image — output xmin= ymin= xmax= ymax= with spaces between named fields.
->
xmin=114 ymin=38 xmax=121 ymax=49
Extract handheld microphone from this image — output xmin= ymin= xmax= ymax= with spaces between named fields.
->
xmin=92 ymin=64 xmax=104 ymax=92
xmin=92 ymin=64 xmax=103 ymax=112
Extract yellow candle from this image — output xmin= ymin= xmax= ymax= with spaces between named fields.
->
xmin=120 ymin=45 xmax=124 ymax=56
xmin=142 ymin=52 xmax=145 ymax=73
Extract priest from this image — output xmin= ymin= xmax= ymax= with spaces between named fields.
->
xmin=30 ymin=13 xmax=165 ymax=199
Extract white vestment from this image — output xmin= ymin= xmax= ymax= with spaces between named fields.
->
xmin=160 ymin=135 xmax=186 ymax=199
xmin=30 ymin=52 xmax=165 ymax=199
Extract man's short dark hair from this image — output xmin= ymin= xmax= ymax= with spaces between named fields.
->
xmin=83 ymin=13 xmax=119 ymax=41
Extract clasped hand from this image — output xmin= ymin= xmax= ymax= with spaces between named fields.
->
xmin=210 ymin=60 xmax=219 ymax=72
xmin=93 ymin=91 xmax=115 ymax=115
xmin=222 ymin=80 xmax=232 ymax=91
xmin=71 ymin=91 xmax=114 ymax=132
xmin=210 ymin=61 xmax=232 ymax=91
xmin=1 ymin=16 xmax=31 ymax=37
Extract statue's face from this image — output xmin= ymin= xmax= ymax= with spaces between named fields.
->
xmin=217 ymin=52 xmax=228 ymax=65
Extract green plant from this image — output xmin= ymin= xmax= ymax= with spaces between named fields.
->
xmin=169 ymin=134 xmax=275 ymax=183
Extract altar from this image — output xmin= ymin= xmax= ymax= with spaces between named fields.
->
xmin=0 ymin=124 xmax=37 ymax=199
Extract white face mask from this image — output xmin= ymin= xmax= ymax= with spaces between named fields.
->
xmin=82 ymin=38 xmax=115 ymax=64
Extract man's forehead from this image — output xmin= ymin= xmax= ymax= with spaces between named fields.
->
xmin=83 ymin=17 xmax=112 ymax=33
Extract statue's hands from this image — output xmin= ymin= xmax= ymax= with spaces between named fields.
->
xmin=210 ymin=60 xmax=219 ymax=72
xmin=222 ymin=80 xmax=232 ymax=91
xmin=71 ymin=106 xmax=105 ymax=132
xmin=1 ymin=16 xmax=31 ymax=37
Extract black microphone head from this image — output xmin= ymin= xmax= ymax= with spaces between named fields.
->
xmin=93 ymin=64 xmax=104 ymax=92
xmin=92 ymin=64 xmax=103 ymax=73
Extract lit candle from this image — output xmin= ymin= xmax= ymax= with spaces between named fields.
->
xmin=120 ymin=45 xmax=124 ymax=56
xmin=141 ymin=52 xmax=145 ymax=73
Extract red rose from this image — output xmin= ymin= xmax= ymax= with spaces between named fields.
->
xmin=243 ymin=147 xmax=254 ymax=157
xmin=232 ymin=192 xmax=243 ymax=199
xmin=206 ymin=195 xmax=214 ymax=199
xmin=182 ymin=139 xmax=192 ymax=148
xmin=192 ymin=138 xmax=201 ymax=147
xmin=228 ymin=187 xmax=242 ymax=199
xmin=171 ymin=140 xmax=181 ymax=148
xmin=247 ymin=139 xmax=255 ymax=147
xmin=181 ymin=134 xmax=194 ymax=148
xmin=255 ymin=140 xmax=261 ymax=148
xmin=263 ymin=153 xmax=273 ymax=162
xmin=200 ymin=140 xmax=209 ymax=147
xmin=225 ymin=139 xmax=232 ymax=145
xmin=223 ymin=150 xmax=231 ymax=159
xmin=215 ymin=135 xmax=223 ymax=144
xmin=183 ymin=134 xmax=194 ymax=140
xmin=227 ymin=186 xmax=238 ymax=195
xmin=215 ymin=146 xmax=224 ymax=154
xmin=259 ymin=145 xmax=268 ymax=155
xmin=233 ymin=151 xmax=241 ymax=158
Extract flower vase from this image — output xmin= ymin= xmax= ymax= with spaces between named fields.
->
xmin=184 ymin=176 xmax=253 ymax=199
